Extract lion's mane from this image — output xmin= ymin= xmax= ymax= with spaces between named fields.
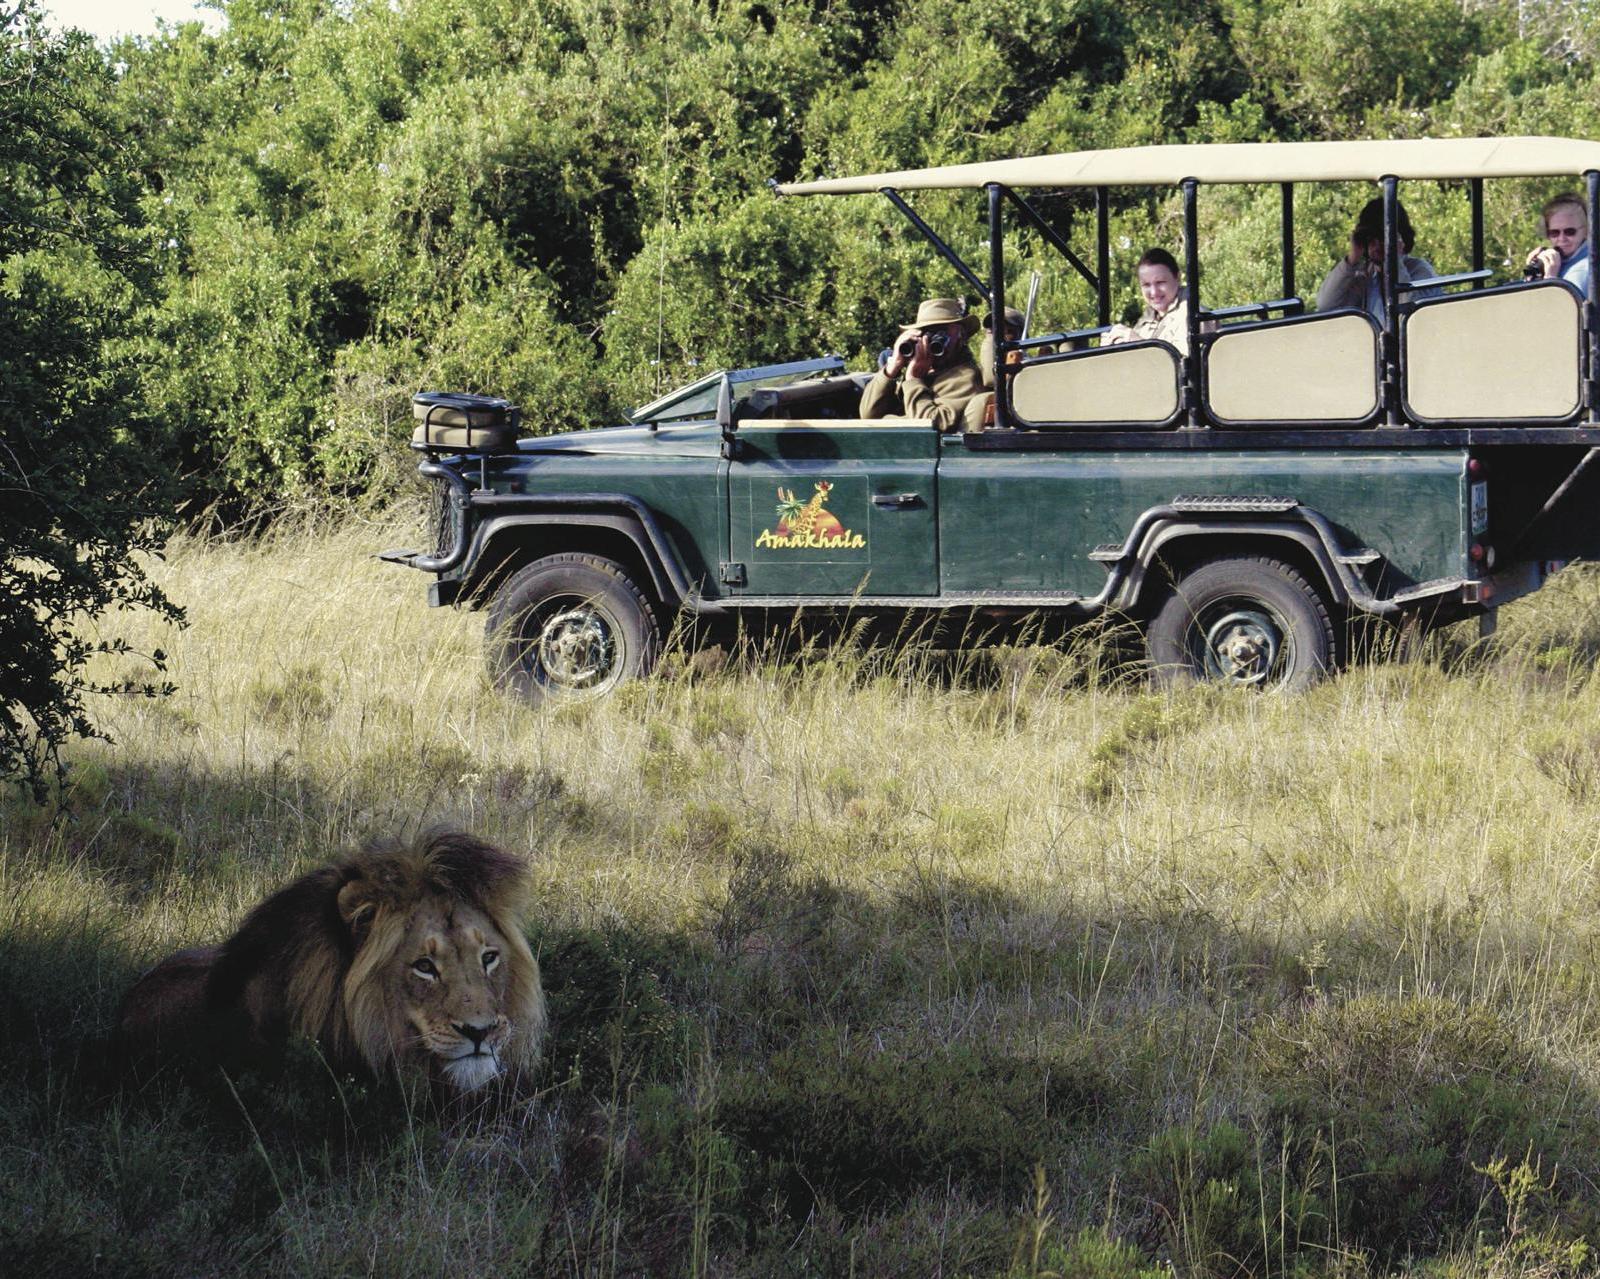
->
xmin=118 ymin=830 xmax=545 ymax=1089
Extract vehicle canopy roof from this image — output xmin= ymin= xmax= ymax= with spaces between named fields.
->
xmin=776 ymin=136 xmax=1600 ymax=196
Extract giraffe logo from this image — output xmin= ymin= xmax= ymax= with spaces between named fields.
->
xmin=756 ymin=481 xmax=866 ymax=550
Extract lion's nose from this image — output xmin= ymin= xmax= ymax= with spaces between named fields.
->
xmin=455 ymin=1021 xmax=493 ymax=1050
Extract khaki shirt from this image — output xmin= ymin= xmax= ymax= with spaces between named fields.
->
xmin=1106 ymin=293 xmax=1191 ymax=354
xmin=860 ymin=354 xmax=985 ymax=434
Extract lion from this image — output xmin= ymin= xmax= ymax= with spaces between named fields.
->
xmin=116 ymin=830 xmax=546 ymax=1095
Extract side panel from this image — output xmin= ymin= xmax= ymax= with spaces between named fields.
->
xmin=728 ymin=424 xmax=939 ymax=596
xmin=936 ymin=445 xmax=1468 ymax=595
xmin=488 ymin=452 xmax=726 ymax=596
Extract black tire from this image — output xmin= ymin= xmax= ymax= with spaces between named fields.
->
xmin=485 ymin=554 xmax=661 ymax=706
xmin=1146 ymin=556 xmax=1336 ymax=691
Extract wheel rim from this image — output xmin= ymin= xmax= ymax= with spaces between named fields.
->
xmin=1195 ymin=602 xmax=1290 ymax=687
xmin=524 ymin=599 xmax=620 ymax=693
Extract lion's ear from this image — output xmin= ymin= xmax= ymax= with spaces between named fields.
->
xmin=337 ymin=880 xmax=380 ymax=945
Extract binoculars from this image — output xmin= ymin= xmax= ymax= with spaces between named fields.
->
xmin=1524 ymin=260 xmax=1547 ymax=282
xmin=897 ymin=331 xmax=950 ymax=360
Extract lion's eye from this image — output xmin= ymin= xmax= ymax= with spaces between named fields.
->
xmin=481 ymin=949 xmax=500 ymax=973
xmin=411 ymin=958 xmax=439 ymax=980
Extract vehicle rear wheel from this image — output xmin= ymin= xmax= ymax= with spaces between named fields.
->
xmin=486 ymin=554 xmax=661 ymax=706
xmin=1146 ymin=556 xmax=1336 ymax=691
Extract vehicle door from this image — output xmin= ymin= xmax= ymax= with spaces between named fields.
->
xmin=726 ymin=423 xmax=939 ymax=596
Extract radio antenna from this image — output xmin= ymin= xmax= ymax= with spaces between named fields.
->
xmin=653 ymin=81 xmax=672 ymax=395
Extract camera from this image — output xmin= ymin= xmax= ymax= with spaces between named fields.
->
xmin=1524 ymin=260 xmax=1546 ymax=282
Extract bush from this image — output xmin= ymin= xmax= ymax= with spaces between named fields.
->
xmin=0 ymin=5 xmax=182 ymax=800
xmin=720 ymin=1036 xmax=1110 ymax=1214
xmin=1252 ymin=996 xmax=1599 ymax=1265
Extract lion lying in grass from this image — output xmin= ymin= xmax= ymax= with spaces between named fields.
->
xmin=117 ymin=830 xmax=545 ymax=1095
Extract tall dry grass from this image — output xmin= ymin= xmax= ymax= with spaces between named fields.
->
xmin=5 ymin=509 xmax=1600 ymax=1276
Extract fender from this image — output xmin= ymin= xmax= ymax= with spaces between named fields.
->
xmin=1095 ymin=497 xmax=1441 ymax=618
xmin=1113 ymin=519 xmax=1350 ymax=613
xmin=461 ymin=493 xmax=696 ymax=609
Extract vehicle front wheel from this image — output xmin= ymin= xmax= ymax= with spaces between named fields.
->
xmin=485 ymin=554 xmax=661 ymax=706
xmin=1146 ymin=556 xmax=1336 ymax=691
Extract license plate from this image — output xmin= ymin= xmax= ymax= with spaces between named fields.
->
xmin=1470 ymin=481 xmax=1488 ymax=535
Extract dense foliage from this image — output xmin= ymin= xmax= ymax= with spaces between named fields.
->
xmin=5 ymin=0 xmax=1599 ymax=793
xmin=87 ymin=0 xmax=1600 ymax=505
xmin=0 ymin=3 xmax=181 ymax=800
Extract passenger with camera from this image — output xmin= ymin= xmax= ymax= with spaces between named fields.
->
xmin=1523 ymin=193 xmax=1590 ymax=293
xmin=1315 ymin=197 xmax=1438 ymax=323
xmin=860 ymin=297 xmax=985 ymax=433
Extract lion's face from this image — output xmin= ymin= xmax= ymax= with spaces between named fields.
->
xmin=382 ymin=896 xmax=517 ymax=1092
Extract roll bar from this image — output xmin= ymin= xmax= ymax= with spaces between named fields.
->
xmin=856 ymin=161 xmax=1600 ymax=429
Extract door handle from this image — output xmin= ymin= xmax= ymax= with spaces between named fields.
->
xmin=872 ymin=492 xmax=923 ymax=508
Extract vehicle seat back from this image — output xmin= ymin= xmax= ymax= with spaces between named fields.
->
xmin=1204 ymin=311 xmax=1379 ymax=425
xmin=1010 ymin=343 xmax=1181 ymax=427
xmin=1402 ymin=282 xmax=1582 ymax=423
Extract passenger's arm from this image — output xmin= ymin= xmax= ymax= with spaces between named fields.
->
xmin=902 ymin=378 xmax=964 ymax=433
xmin=903 ymin=364 xmax=985 ymax=434
xmin=859 ymin=372 xmax=902 ymax=419
xmin=961 ymin=392 xmax=995 ymax=433
xmin=1316 ymin=259 xmax=1366 ymax=312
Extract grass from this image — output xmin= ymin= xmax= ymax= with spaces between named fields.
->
xmin=5 ymin=508 xmax=1600 ymax=1275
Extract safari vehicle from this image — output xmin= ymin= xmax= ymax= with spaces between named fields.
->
xmin=386 ymin=136 xmax=1600 ymax=701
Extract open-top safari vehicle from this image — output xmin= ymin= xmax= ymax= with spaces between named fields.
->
xmin=387 ymin=135 xmax=1600 ymax=700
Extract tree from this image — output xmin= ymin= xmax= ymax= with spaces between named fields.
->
xmin=1225 ymin=0 xmax=1510 ymax=135
xmin=0 ymin=1 xmax=182 ymax=800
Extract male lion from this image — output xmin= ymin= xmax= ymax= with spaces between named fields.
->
xmin=117 ymin=830 xmax=546 ymax=1094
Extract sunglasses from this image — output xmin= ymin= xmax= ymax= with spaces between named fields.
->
xmin=1549 ymin=227 xmax=1585 ymax=238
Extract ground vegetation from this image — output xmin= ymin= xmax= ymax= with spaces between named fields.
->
xmin=4 ymin=518 xmax=1600 ymax=1275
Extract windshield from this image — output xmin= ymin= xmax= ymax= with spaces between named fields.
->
xmin=630 ymin=357 xmax=845 ymax=425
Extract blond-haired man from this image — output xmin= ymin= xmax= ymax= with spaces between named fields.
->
xmin=1525 ymin=193 xmax=1591 ymax=294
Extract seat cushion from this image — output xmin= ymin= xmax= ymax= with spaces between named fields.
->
xmin=1205 ymin=312 xmax=1378 ymax=424
xmin=1011 ymin=343 xmax=1181 ymax=426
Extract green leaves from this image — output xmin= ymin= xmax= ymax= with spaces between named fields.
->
xmin=1 ymin=2 xmax=183 ymax=799
xmin=22 ymin=0 xmax=1600 ymax=521
xmin=1228 ymin=0 xmax=1511 ymax=135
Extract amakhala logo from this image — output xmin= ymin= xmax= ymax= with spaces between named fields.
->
xmin=756 ymin=481 xmax=866 ymax=550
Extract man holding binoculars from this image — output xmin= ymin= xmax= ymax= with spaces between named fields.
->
xmin=859 ymin=297 xmax=985 ymax=433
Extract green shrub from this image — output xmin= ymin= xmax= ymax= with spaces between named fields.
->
xmin=719 ymin=1037 xmax=1110 ymax=1215
xmin=534 ymin=925 xmax=702 ymax=1091
xmin=1252 ymin=996 xmax=1599 ymax=1265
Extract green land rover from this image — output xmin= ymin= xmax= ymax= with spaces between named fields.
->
xmin=386 ymin=136 xmax=1600 ymax=701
